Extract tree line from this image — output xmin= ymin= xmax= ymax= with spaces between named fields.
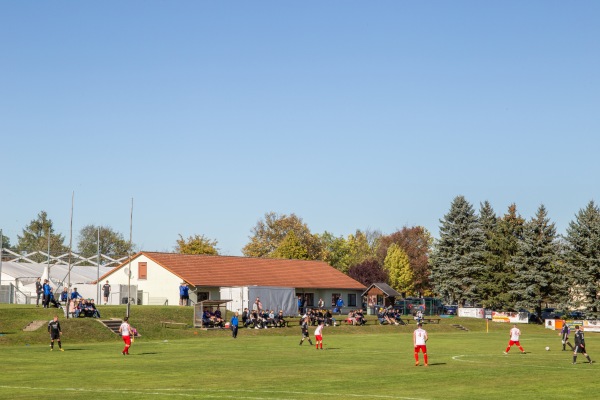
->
xmin=3 ymin=198 xmax=599 ymax=317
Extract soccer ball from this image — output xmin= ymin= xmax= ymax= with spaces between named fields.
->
xmin=545 ymin=346 xmax=550 ymax=351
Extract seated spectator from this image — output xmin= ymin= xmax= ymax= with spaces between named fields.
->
xmin=275 ymin=310 xmax=287 ymax=327
xmin=324 ymin=309 xmax=334 ymax=326
xmin=347 ymin=310 xmax=356 ymax=325
xmin=60 ymin=288 xmax=69 ymax=304
xmin=355 ymin=309 xmax=366 ymax=325
xmin=386 ymin=308 xmax=399 ymax=325
xmin=242 ymin=308 xmax=249 ymax=326
xmin=377 ymin=308 xmax=391 ymax=325
xmin=85 ymin=299 xmax=100 ymax=318
xmin=75 ymin=300 xmax=86 ymax=318
xmin=267 ymin=310 xmax=276 ymax=327
xmin=213 ymin=309 xmax=224 ymax=327
xmin=48 ymin=291 xmax=60 ymax=308
xmin=202 ymin=309 xmax=213 ymax=327
xmin=68 ymin=299 xmax=77 ymax=318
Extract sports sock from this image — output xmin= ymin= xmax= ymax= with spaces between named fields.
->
xmin=424 ymin=354 xmax=428 ymax=364
xmin=414 ymin=353 xmax=419 ymax=362
xmin=586 ymin=356 xmax=591 ymax=362
xmin=50 ymin=342 xmax=54 ymax=349
xmin=320 ymin=343 xmax=323 ymax=349
xmin=573 ymin=356 xmax=577 ymax=363
xmin=58 ymin=342 xmax=62 ymax=349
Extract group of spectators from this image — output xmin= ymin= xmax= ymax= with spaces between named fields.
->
xmin=242 ymin=308 xmax=288 ymax=328
xmin=202 ymin=308 xmax=226 ymax=328
xmin=377 ymin=307 xmax=406 ymax=325
xmin=303 ymin=308 xmax=337 ymax=327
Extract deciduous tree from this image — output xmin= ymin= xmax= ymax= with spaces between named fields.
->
xmin=384 ymin=244 xmax=414 ymax=296
xmin=272 ymin=231 xmax=309 ymax=260
xmin=77 ymin=225 xmax=134 ymax=261
xmin=242 ymin=212 xmax=322 ymax=259
xmin=348 ymin=258 xmax=388 ymax=287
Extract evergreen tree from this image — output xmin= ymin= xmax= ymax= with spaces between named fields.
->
xmin=509 ymin=205 xmax=562 ymax=316
xmin=564 ymin=201 xmax=600 ymax=317
xmin=429 ymin=196 xmax=486 ymax=306
xmin=15 ymin=211 xmax=68 ymax=262
xmin=384 ymin=244 xmax=414 ymax=296
xmin=481 ymin=204 xmax=525 ymax=310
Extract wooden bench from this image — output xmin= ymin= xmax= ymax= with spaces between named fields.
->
xmin=421 ymin=318 xmax=441 ymax=324
xmin=161 ymin=321 xmax=187 ymax=329
xmin=344 ymin=318 xmax=368 ymax=325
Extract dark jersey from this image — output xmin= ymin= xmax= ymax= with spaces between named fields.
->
xmin=561 ymin=324 xmax=570 ymax=339
xmin=574 ymin=330 xmax=585 ymax=347
xmin=36 ymin=281 xmax=43 ymax=294
xmin=48 ymin=320 xmax=61 ymax=334
xmin=102 ymin=284 xmax=111 ymax=295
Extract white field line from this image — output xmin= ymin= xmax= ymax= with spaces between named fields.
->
xmin=451 ymin=354 xmax=590 ymax=370
xmin=0 ymin=386 xmax=429 ymax=400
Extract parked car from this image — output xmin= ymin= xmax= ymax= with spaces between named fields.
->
xmin=541 ymin=308 xmax=563 ymax=320
xmin=567 ymin=311 xmax=586 ymax=320
xmin=443 ymin=305 xmax=458 ymax=315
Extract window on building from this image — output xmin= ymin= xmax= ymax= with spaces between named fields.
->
xmin=347 ymin=293 xmax=357 ymax=307
xmin=138 ymin=262 xmax=147 ymax=280
xmin=331 ymin=293 xmax=341 ymax=307
xmin=197 ymin=292 xmax=209 ymax=302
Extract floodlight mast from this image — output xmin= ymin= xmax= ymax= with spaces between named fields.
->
xmin=66 ymin=192 xmax=74 ymax=319
xmin=126 ymin=198 xmax=133 ymax=319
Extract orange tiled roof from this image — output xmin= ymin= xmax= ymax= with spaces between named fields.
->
xmin=104 ymin=252 xmax=365 ymax=290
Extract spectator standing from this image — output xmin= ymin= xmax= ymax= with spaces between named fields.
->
xmin=298 ymin=295 xmax=303 ymax=315
xmin=318 ymin=298 xmax=324 ymax=308
xmin=503 ymin=324 xmax=525 ymax=354
xmin=119 ymin=316 xmax=132 ymax=355
xmin=179 ymin=282 xmax=189 ymax=306
xmin=102 ymin=280 xmax=111 ymax=305
xmin=560 ymin=320 xmax=574 ymax=351
xmin=70 ymin=288 xmax=82 ymax=301
xmin=413 ymin=322 xmax=428 ymax=366
xmin=42 ymin=279 xmax=51 ymax=308
xmin=314 ymin=320 xmax=324 ymax=350
xmin=35 ymin=278 xmax=43 ymax=307
xmin=335 ymin=296 xmax=344 ymax=314
xmin=573 ymin=325 xmax=593 ymax=364
xmin=60 ymin=288 xmax=68 ymax=304
xmin=231 ymin=312 xmax=239 ymax=339
xmin=253 ymin=297 xmax=262 ymax=312
xmin=48 ymin=315 xmax=64 ymax=351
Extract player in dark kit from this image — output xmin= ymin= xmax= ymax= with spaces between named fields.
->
xmin=560 ymin=320 xmax=573 ymax=351
xmin=299 ymin=315 xmax=313 ymax=346
xmin=572 ymin=325 xmax=593 ymax=364
xmin=48 ymin=315 xmax=64 ymax=351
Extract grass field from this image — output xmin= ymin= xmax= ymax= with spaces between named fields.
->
xmin=0 ymin=305 xmax=597 ymax=400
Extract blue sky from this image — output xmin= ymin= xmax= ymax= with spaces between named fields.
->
xmin=1 ymin=1 xmax=599 ymax=255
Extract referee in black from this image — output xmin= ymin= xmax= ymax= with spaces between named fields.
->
xmin=560 ymin=320 xmax=573 ymax=351
xmin=48 ymin=315 xmax=64 ymax=351
xmin=572 ymin=325 xmax=592 ymax=364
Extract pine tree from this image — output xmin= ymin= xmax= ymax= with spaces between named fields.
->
xmin=430 ymin=196 xmax=486 ymax=306
xmin=481 ymin=204 xmax=525 ymax=310
xmin=564 ymin=201 xmax=600 ymax=317
xmin=384 ymin=244 xmax=414 ymax=296
xmin=509 ymin=205 xmax=561 ymax=316
xmin=16 ymin=211 xmax=68 ymax=262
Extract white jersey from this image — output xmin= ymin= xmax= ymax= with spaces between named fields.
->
xmin=120 ymin=322 xmax=131 ymax=337
xmin=510 ymin=327 xmax=521 ymax=341
xmin=414 ymin=328 xmax=427 ymax=345
xmin=315 ymin=324 xmax=323 ymax=336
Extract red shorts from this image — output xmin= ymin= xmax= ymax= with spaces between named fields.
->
xmin=123 ymin=335 xmax=131 ymax=346
xmin=508 ymin=340 xmax=520 ymax=347
xmin=315 ymin=335 xmax=323 ymax=341
xmin=414 ymin=345 xmax=427 ymax=353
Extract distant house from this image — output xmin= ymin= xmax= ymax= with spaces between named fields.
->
xmin=362 ymin=282 xmax=401 ymax=310
xmin=98 ymin=252 xmax=366 ymax=314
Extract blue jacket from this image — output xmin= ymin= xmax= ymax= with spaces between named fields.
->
xmin=231 ymin=316 xmax=239 ymax=327
xmin=43 ymin=283 xmax=51 ymax=295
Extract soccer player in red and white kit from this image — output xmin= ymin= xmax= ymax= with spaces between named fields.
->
xmin=314 ymin=320 xmax=324 ymax=350
xmin=504 ymin=324 xmax=525 ymax=354
xmin=413 ymin=322 xmax=428 ymax=366
xmin=119 ymin=316 xmax=132 ymax=355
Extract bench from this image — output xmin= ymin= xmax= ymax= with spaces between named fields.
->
xmin=344 ymin=318 xmax=368 ymax=325
xmin=421 ymin=318 xmax=440 ymax=324
xmin=161 ymin=321 xmax=187 ymax=329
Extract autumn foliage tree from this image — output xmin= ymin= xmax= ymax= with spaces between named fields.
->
xmin=348 ymin=258 xmax=388 ymax=287
xmin=176 ymin=234 xmax=219 ymax=255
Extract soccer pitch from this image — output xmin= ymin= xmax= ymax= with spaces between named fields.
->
xmin=0 ymin=327 xmax=596 ymax=400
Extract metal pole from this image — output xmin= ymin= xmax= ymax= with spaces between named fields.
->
xmin=126 ymin=198 xmax=133 ymax=318
xmin=66 ymin=192 xmax=74 ymax=319
xmin=47 ymin=227 xmax=51 ymax=278
xmin=97 ymin=227 xmax=100 ymax=303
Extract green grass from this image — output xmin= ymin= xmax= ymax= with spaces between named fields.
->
xmin=0 ymin=305 xmax=597 ymax=399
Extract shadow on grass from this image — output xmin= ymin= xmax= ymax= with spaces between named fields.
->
xmin=134 ymin=352 xmax=159 ymax=355
xmin=426 ymin=362 xmax=446 ymax=366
